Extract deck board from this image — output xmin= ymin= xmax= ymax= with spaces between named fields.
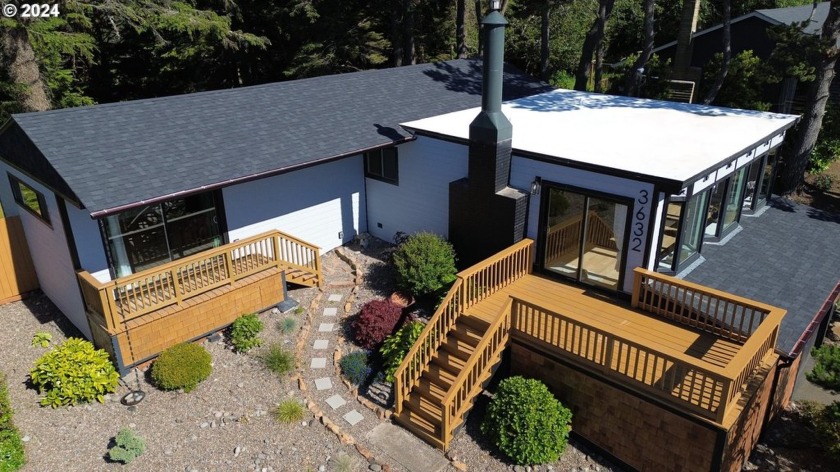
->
xmin=466 ymin=274 xmax=741 ymax=372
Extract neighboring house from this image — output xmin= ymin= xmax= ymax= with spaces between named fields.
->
xmin=0 ymin=7 xmax=836 ymax=472
xmin=653 ymin=1 xmax=839 ymax=111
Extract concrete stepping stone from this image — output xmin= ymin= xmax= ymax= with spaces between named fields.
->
xmin=328 ymin=294 xmax=343 ymax=302
xmin=343 ymin=409 xmax=364 ymax=426
xmin=313 ymin=339 xmax=329 ymax=350
xmin=314 ymin=378 xmax=332 ymax=391
xmin=323 ymin=307 xmax=338 ymax=317
xmin=310 ymin=358 xmax=327 ymax=369
xmin=318 ymin=323 xmax=334 ymax=332
xmin=325 ymin=395 xmax=347 ymax=410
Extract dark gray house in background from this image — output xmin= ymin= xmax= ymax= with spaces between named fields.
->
xmin=653 ymin=1 xmax=839 ymax=112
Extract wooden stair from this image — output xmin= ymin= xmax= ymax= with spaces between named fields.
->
xmin=394 ymin=314 xmax=498 ymax=450
xmin=283 ymin=265 xmax=321 ymax=288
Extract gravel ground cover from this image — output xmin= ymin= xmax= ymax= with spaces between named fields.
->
xmin=0 ymin=237 xmax=622 ymax=472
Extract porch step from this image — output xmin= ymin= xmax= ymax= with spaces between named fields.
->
xmin=284 ymin=267 xmax=320 ymax=287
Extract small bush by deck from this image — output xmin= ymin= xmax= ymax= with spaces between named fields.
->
xmin=481 ymin=376 xmax=572 ymax=465
xmin=151 ymin=343 xmax=212 ymax=393
xmin=380 ymin=321 xmax=423 ymax=382
xmin=29 ymin=338 xmax=119 ymax=407
xmin=392 ymin=232 xmax=457 ymax=298
xmin=351 ymin=299 xmax=403 ymax=349
xmin=229 ymin=313 xmax=264 ymax=353
xmin=0 ymin=372 xmax=25 ymax=471
xmin=807 ymin=345 xmax=840 ymax=390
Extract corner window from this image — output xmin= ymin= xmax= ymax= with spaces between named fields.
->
xmin=365 ymin=148 xmax=398 ymax=185
xmin=9 ymin=175 xmax=50 ymax=224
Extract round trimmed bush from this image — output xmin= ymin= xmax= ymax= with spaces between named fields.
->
xmin=392 ymin=232 xmax=457 ymax=298
xmin=481 ymin=376 xmax=572 ymax=465
xmin=29 ymin=338 xmax=119 ymax=407
xmin=351 ymin=299 xmax=403 ymax=349
xmin=151 ymin=343 xmax=212 ymax=393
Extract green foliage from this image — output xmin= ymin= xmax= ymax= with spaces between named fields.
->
xmin=294 ymin=306 xmax=305 ymax=315
xmin=332 ymin=453 xmax=354 ymax=472
xmin=29 ymin=338 xmax=119 ymax=408
xmin=550 ymin=71 xmax=575 ymax=90
xmin=31 ymin=332 xmax=52 ymax=348
xmin=814 ymin=401 xmax=840 ymax=460
xmin=278 ymin=317 xmax=298 ymax=335
xmin=807 ymin=345 xmax=840 ymax=391
xmin=274 ymin=399 xmax=305 ymax=423
xmin=339 ymin=351 xmax=371 ymax=386
xmin=809 ymin=104 xmax=840 ymax=173
xmin=151 ymin=343 xmax=212 ymax=393
xmin=380 ymin=321 xmax=424 ymax=383
xmin=702 ymin=50 xmax=774 ymax=111
xmin=263 ymin=345 xmax=295 ymax=378
xmin=229 ymin=313 xmax=263 ymax=353
xmin=107 ymin=428 xmax=146 ymax=465
xmin=392 ymin=232 xmax=457 ymax=298
xmin=812 ymin=173 xmax=834 ymax=192
xmin=481 ymin=376 xmax=572 ymax=465
xmin=0 ymin=373 xmax=25 ymax=472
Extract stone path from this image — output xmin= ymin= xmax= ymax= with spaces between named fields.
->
xmin=296 ymin=249 xmax=453 ymax=472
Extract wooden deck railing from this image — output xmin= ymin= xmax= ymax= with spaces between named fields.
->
xmin=632 ymin=268 xmax=778 ymax=343
xmin=458 ymin=239 xmax=533 ymax=310
xmin=394 ymin=239 xmax=535 ymax=415
xmin=441 ymin=298 xmax=512 ymax=446
xmin=545 ymin=211 xmax=616 ymax=263
xmin=77 ymin=230 xmax=321 ymax=331
xmin=511 ymin=297 xmax=734 ymax=423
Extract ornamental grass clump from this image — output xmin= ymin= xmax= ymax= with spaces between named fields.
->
xmin=274 ymin=399 xmax=305 ymax=423
xmin=29 ymin=338 xmax=119 ymax=407
xmin=351 ymin=299 xmax=403 ymax=349
xmin=107 ymin=428 xmax=146 ymax=465
xmin=339 ymin=351 xmax=371 ymax=386
xmin=151 ymin=343 xmax=212 ymax=393
xmin=263 ymin=344 xmax=295 ymax=377
xmin=481 ymin=376 xmax=572 ymax=465
xmin=0 ymin=372 xmax=25 ymax=471
xmin=229 ymin=313 xmax=263 ymax=353
xmin=392 ymin=232 xmax=457 ymax=298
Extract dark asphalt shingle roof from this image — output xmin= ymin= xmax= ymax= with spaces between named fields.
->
xmin=0 ymin=59 xmax=548 ymax=215
xmin=684 ymin=198 xmax=840 ymax=355
xmin=757 ymin=2 xmax=831 ymax=35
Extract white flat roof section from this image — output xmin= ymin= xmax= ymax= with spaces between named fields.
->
xmin=402 ymin=90 xmax=798 ymax=186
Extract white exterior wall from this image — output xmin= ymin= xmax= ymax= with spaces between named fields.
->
xmin=66 ymin=204 xmax=110 ymax=282
xmin=365 ymin=137 xmax=468 ymax=242
xmin=223 ymin=156 xmax=366 ymax=254
xmin=0 ymin=163 xmax=91 ymax=338
xmin=510 ymin=156 xmax=656 ymax=293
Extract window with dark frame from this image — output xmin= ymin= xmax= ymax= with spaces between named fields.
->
xmin=364 ymin=148 xmax=398 ymax=184
xmin=9 ymin=175 xmax=50 ymax=224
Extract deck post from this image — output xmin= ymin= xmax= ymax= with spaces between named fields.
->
xmin=631 ymin=268 xmax=642 ymax=308
xmin=224 ymin=250 xmax=235 ymax=285
xmin=170 ymin=268 xmax=183 ymax=306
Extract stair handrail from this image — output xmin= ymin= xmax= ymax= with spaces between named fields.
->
xmin=393 ymin=279 xmax=464 ymax=415
xmin=440 ymin=298 xmax=513 ymax=449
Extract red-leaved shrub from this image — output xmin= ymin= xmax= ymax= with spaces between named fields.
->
xmin=351 ymin=299 xmax=403 ymax=349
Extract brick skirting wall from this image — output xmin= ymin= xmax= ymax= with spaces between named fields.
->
xmin=510 ymin=342 xmax=781 ymax=472
xmin=88 ymin=268 xmax=284 ymax=371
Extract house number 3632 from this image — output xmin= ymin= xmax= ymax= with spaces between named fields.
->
xmin=630 ymin=190 xmax=648 ymax=252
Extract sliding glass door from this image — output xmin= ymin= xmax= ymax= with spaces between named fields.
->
xmin=541 ymin=186 xmax=629 ymax=291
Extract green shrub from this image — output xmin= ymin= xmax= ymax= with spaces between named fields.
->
xmin=278 ymin=317 xmax=297 ymax=335
xmin=814 ymin=401 xmax=840 ymax=460
xmin=0 ymin=373 xmax=25 ymax=471
xmin=392 ymin=232 xmax=457 ymax=297
xmin=107 ymin=428 xmax=146 ymax=464
xmin=31 ymin=332 xmax=51 ymax=348
xmin=29 ymin=338 xmax=119 ymax=407
xmin=339 ymin=351 xmax=371 ymax=386
xmin=263 ymin=344 xmax=295 ymax=377
xmin=229 ymin=313 xmax=263 ymax=352
xmin=274 ymin=399 xmax=305 ymax=423
xmin=807 ymin=345 xmax=840 ymax=391
xmin=380 ymin=321 xmax=424 ymax=382
xmin=481 ymin=376 xmax=572 ymax=465
xmin=151 ymin=343 xmax=212 ymax=393
xmin=812 ymin=173 xmax=834 ymax=192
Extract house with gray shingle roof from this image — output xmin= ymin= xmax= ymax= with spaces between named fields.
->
xmin=0 ymin=10 xmax=836 ymax=470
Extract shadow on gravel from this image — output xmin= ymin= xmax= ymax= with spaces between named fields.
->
xmin=363 ymin=261 xmax=397 ymax=298
xmin=21 ymin=292 xmax=83 ymax=338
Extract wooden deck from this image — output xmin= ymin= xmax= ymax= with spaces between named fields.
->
xmin=466 ymin=275 xmax=740 ymax=370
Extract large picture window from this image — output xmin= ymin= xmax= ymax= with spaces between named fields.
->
xmin=102 ymin=192 xmax=222 ymax=277
xmin=364 ymin=148 xmax=398 ymax=184
xmin=9 ymin=175 xmax=50 ymax=224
